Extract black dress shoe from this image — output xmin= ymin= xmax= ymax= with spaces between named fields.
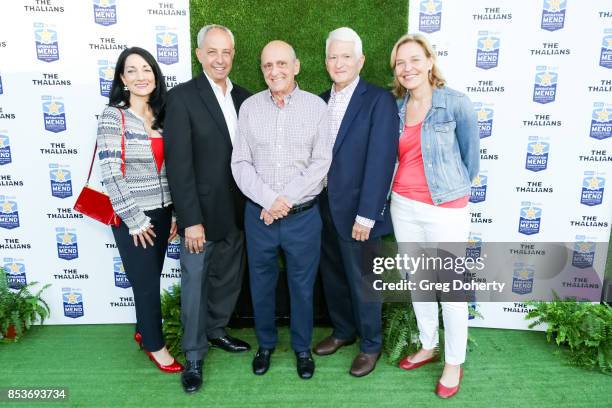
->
xmin=296 ymin=351 xmax=315 ymax=380
xmin=252 ymin=348 xmax=273 ymax=375
xmin=181 ymin=360 xmax=203 ymax=394
xmin=209 ymin=335 xmax=251 ymax=353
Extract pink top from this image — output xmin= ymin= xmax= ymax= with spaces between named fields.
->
xmin=392 ymin=122 xmax=469 ymax=208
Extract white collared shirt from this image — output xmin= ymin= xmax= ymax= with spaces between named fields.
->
xmin=204 ymin=71 xmax=238 ymax=144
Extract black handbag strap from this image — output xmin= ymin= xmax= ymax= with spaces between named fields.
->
xmin=86 ymin=108 xmax=125 ymax=185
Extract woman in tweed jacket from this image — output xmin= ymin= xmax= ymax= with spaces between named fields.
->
xmin=97 ymin=47 xmax=182 ymax=373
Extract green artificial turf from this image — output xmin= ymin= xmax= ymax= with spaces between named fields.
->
xmin=188 ymin=0 xmax=408 ymax=95
xmin=1 ymin=325 xmax=610 ymax=407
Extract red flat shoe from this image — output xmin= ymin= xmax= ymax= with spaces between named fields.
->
xmin=145 ymin=351 xmax=184 ymax=373
xmin=398 ymin=354 xmax=438 ymax=371
xmin=134 ymin=332 xmax=143 ymax=349
xmin=435 ymin=367 xmax=463 ymax=398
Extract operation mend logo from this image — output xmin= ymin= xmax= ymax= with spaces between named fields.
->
xmin=93 ymin=0 xmax=117 ymax=26
xmin=525 ymin=136 xmax=550 ymax=172
xmin=166 ymin=236 xmax=180 ymax=259
xmin=156 ymin=26 xmax=178 ymax=65
xmin=512 ymin=263 xmax=535 ymax=295
xmin=465 ymin=233 xmax=482 ymax=260
xmin=590 ymin=102 xmax=611 ymax=140
xmin=600 ymin=29 xmax=612 ymax=69
xmin=0 ymin=133 xmax=11 ymax=165
xmin=419 ymin=0 xmax=442 ymax=33
xmin=470 ymin=173 xmax=488 ymax=203
xmin=33 ymin=22 xmax=59 ymax=63
xmin=475 ymin=31 xmax=500 ymax=70
xmin=541 ymin=0 xmax=567 ymax=31
xmin=0 ymin=71 xmax=3 ymax=94
xmin=474 ymin=102 xmax=494 ymax=139
xmin=0 ymin=195 xmax=19 ymax=230
xmin=572 ymin=236 xmax=595 ymax=269
xmin=49 ymin=163 xmax=72 ymax=199
xmin=42 ymin=95 xmax=67 ymax=133
xmin=62 ymin=287 xmax=84 ymax=318
xmin=98 ymin=60 xmax=115 ymax=97
xmin=533 ymin=66 xmax=558 ymax=104
xmin=580 ymin=171 xmax=605 ymax=206
xmin=518 ymin=201 xmax=542 ymax=235
xmin=56 ymin=227 xmax=78 ymax=260
xmin=113 ymin=256 xmax=131 ymax=288
xmin=4 ymin=258 xmax=26 ymax=289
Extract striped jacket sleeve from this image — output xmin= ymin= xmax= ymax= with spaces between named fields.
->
xmin=96 ymin=107 xmax=150 ymax=235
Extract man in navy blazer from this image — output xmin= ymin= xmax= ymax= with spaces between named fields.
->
xmin=313 ymin=27 xmax=399 ymax=377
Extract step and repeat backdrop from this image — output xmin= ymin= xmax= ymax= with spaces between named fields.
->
xmin=0 ymin=0 xmax=190 ymax=324
xmin=408 ymin=0 xmax=611 ymax=329
xmin=1 ymin=0 xmax=610 ymax=329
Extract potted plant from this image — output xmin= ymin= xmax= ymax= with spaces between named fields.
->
xmin=0 ymin=267 xmax=51 ymax=341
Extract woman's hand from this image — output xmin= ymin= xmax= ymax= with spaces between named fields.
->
xmin=168 ymin=221 xmax=178 ymax=242
xmin=133 ymin=224 xmax=156 ymax=248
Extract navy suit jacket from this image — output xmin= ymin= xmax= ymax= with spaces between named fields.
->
xmin=321 ymin=78 xmax=399 ymax=241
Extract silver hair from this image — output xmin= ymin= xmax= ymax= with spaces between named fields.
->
xmin=196 ymin=24 xmax=235 ymax=48
xmin=326 ymin=27 xmax=363 ymax=57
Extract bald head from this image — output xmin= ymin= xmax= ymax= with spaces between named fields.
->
xmin=260 ymin=40 xmax=300 ymax=98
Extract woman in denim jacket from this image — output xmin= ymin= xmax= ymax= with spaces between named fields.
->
xmin=388 ymin=34 xmax=479 ymax=399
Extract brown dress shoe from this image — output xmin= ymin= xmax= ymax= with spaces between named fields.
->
xmin=349 ymin=352 xmax=381 ymax=377
xmin=313 ymin=336 xmax=356 ymax=356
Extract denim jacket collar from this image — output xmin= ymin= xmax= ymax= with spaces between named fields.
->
xmin=397 ymin=87 xmax=447 ymax=127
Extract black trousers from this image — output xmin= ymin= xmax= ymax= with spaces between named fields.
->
xmin=319 ymin=191 xmax=383 ymax=353
xmin=112 ymin=206 xmax=171 ymax=352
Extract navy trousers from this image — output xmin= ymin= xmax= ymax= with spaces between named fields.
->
xmin=244 ymin=200 xmax=322 ymax=352
xmin=319 ymin=190 xmax=383 ymax=353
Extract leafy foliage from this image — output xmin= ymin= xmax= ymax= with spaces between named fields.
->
xmin=160 ymin=283 xmax=182 ymax=356
xmin=526 ymin=297 xmax=612 ymax=375
xmin=0 ymin=267 xmax=51 ymax=342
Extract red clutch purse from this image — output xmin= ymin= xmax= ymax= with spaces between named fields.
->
xmin=73 ymin=109 xmax=125 ymax=227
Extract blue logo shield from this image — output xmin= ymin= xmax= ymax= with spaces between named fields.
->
xmin=465 ymin=235 xmax=482 ymax=260
xmin=533 ymin=69 xmax=558 ymax=104
xmin=42 ymin=99 xmax=67 ymax=133
xmin=4 ymin=260 xmax=27 ymax=289
xmin=113 ymin=257 xmax=131 ymax=288
xmin=156 ymin=30 xmax=179 ymax=65
xmin=49 ymin=166 xmax=73 ymax=199
xmin=580 ymin=176 xmax=605 ymax=206
xmin=62 ymin=288 xmax=84 ymax=318
xmin=98 ymin=61 xmax=115 ymax=97
xmin=0 ymin=197 xmax=19 ymax=230
xmin=541 ymin=0 xmax=566 ymax=31
xmin=34 ymin=26 xmax=59 ymax=63
xmin=0 ymin=73 xmax=3 ymax=94
xmin=572 ymin=241 xmax=595 ymax=269
xmin=419 ymin=0 xmax=442 ymax=33
xmin=476 ymin=35 xmax=500 ymax=70
xmin=512 ymin=266 xmax=534 ymax=295
xmin=518 ymin=206 xmax=542 ymax=235
xmin=525 ymin=141 xmax=550 ymax=172
xmin=56 ymin=228 xmax=79 ymax=260
xmin=590 ymin=104 xmax=611 ymax=140
xmin=166 ymin=236 xmax=181 ymax=260
xmin=470 ymin=175 xmax=487 ymax=203
xmin=93 ymin=0 xmax=117 ymax=26
xmin=0 ymin=134 xmax=12 ymax=166
xmin=475 ymin=104 xmax=493 ymax=139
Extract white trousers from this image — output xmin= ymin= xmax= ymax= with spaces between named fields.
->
xmin=390 ymin=192 xmax=470 ymax=365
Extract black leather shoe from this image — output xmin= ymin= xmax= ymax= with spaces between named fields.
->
xmin=252 ymin=348 xmax=273 ymax=375
xmin=209 ymin=335 xmax=251 ymax=353
xmin=181 ymin=360 xmax=203 ymax=394
xmin=296 ymin=351 xmax=315 ymax=380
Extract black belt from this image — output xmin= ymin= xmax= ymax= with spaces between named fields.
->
xmin=287 ymin=198 xmax=317 ymax=215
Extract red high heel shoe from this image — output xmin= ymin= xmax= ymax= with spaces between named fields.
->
xmin=134 ymin=332 xmax=143 ymax=349
xmin=144 ymin=350 xmax=184 ymax=373
xmin=435 ymin=367 xmax=463 ymax=398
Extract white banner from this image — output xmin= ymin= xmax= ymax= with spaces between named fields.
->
xmin=409 ymin=0 xmax=611 ymax=329
xmin=0 ymin=0 xmax=191 ymax=324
